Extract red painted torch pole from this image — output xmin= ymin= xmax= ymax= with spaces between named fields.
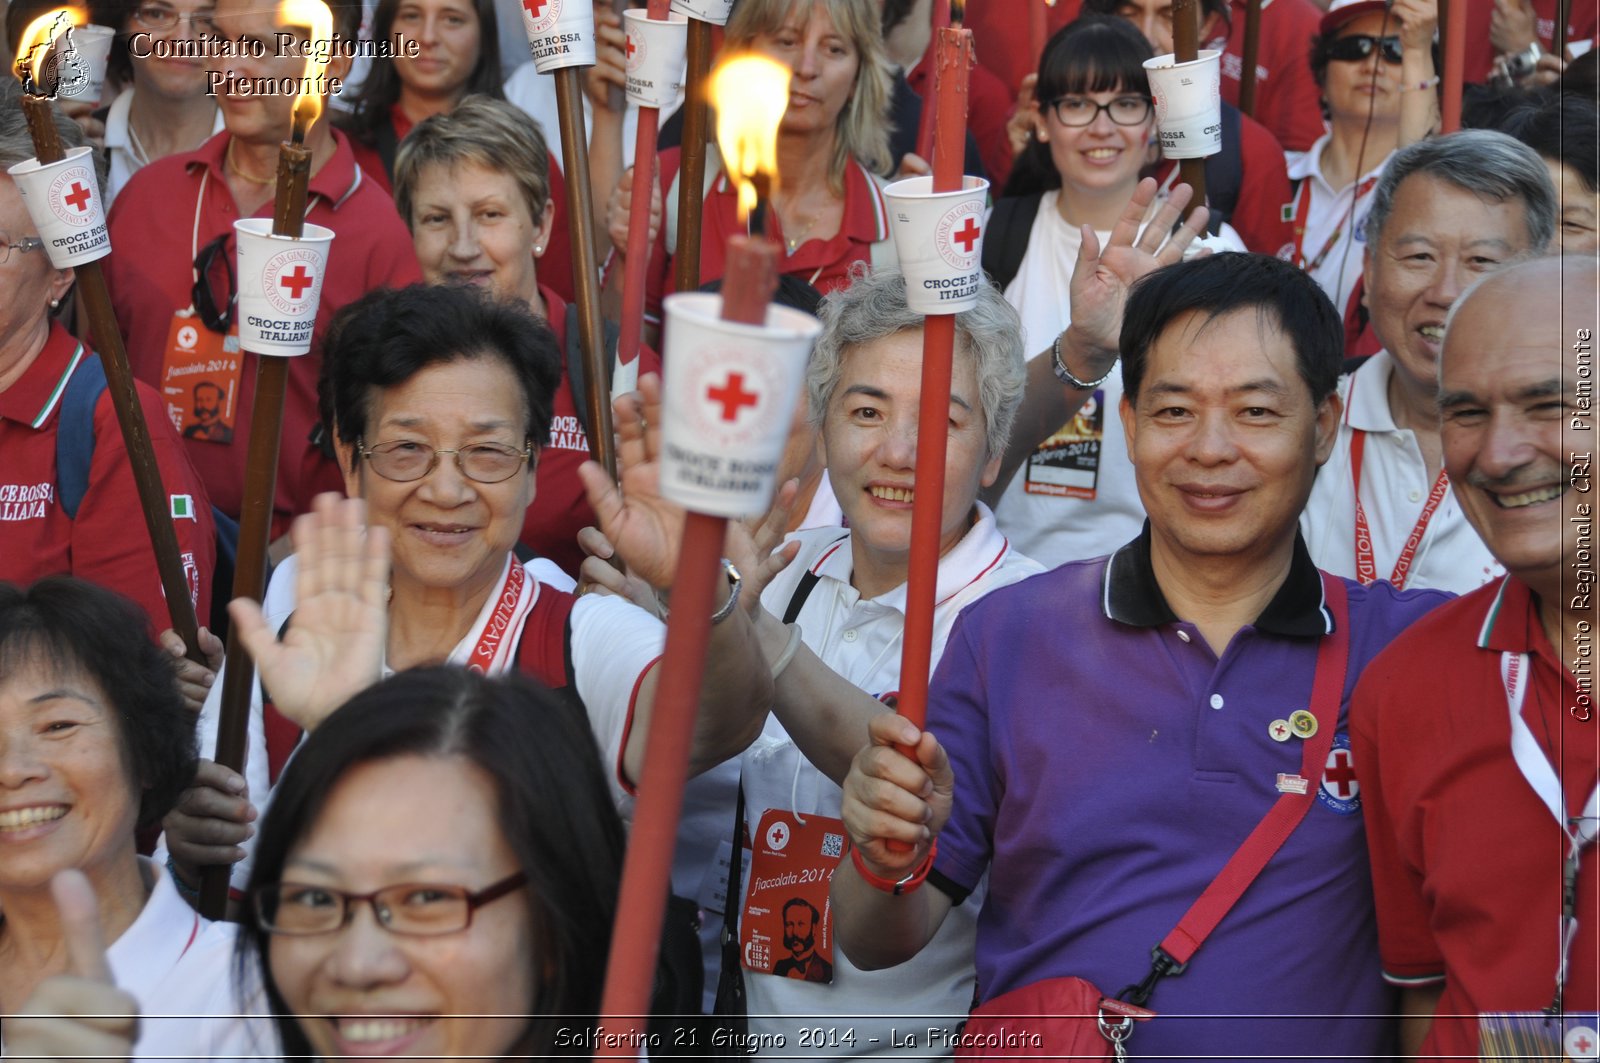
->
xmin=593 ymin=236 xmax=780 ymax=1055
xmin=616 ymin=0 xmax=674 ymax=377
xmin=897 ymin=27 xmax=972 ymax=739
xmin=1440 ymin=0 xmax=1466 ymax=132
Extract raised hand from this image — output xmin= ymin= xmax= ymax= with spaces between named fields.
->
xmin=726 ymin=478 xmax=802 ymax=616
xmin=1392 ymin=0 xmax=1440 ymax=53
xmin=1066 ymin=177 xmax=1209 ymax=360
xmin=228 ymin=493 xmax=390 ymax=733
xmin=606 ymin=163 xmax=663 ymax=256
xmin=1490 ymin=0 xmax=1537 ymax=56
xmin=583 ymin=4 xmax=629 ymax=111
xmin=158 ymin=625 xmax=224 ymax=714
xmin=1006 ymin=72 xmax=1042 ymax=160
xmin=575 ymin=525 xmax=667 ymax=617
xmin=6 ymin=871 xmax=138 ymax=1063
xmin=840 ymin=713 xmax=955 ymax=880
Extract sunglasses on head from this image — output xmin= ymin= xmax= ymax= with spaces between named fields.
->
xmin=1326 ymin=33 xmax=1403 ymax=64
xmin=192 ymin=232 xmax=235 ymax=334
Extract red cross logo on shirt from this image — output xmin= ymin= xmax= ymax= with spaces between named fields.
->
xmin=278 ymin=265 xmax=315 ymax=300
xmin=707 ymin=372 xmax=759 ymax=422
xmin=951 ymin=216 xmax=981 ymax=253
xmin=1323 ymin=749 xmax=1358 ymax=799
xmin=64 ymin=181 xmax=92 ymax=213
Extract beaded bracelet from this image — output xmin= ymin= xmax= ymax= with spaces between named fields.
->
xmin=1402 ymin=75 xmax=1441 ymax=92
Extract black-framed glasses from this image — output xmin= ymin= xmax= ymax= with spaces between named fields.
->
xmin=1048 ymin=94 xmax=1153 ymax=127
xmin=131 ymin=3 xmax=210 ymax=31
xmin=1325 ymin=33 xmax=1403 ymax=64
xmin=0 ymin=230 xmax=45 ymax=265
xmin=359 ymin=438 xmax=534 ymax=484
xmin=253 ymin=872 xmax=528 ymax=937
xmin=191 ymin=232 xmax=234 ymax=334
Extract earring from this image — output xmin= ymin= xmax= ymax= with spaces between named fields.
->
xmin=534 ymin=244 xmax=544 ymax=255
xmin=49 ymin=298 xmax=60 ymax=310
xmin=1036 ymin=128 xmax=1048 ymax=142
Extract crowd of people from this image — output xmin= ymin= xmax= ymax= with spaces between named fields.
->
xmin=0 ymin=0 xmax=1594 ymax=1059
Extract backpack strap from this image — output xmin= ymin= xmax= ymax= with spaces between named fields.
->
xmin=514 ymin=581 xmax=580 ymax=692
xmin=54 ymin=347 xmax=104 ymax=521
xmin=981 ymin=193 xmax=1044 ymax=292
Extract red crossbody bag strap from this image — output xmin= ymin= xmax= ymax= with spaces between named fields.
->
xmin=1163 ymin=574 xmax=1350 ymax=963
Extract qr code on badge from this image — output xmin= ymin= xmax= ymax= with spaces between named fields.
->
xmin=821 ymin=832 xmax=844 ymax=858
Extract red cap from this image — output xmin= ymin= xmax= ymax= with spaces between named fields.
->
xmin=1319 ymin=0 xmax=1391 ymax=36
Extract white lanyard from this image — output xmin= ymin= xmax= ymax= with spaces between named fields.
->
xmin=1501 ymin=650 xmax=1599 ymax=1012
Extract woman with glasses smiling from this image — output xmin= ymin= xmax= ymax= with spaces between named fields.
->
xmin=88 ymin=0 xmax=224 ymax=202
xmin=235 ymin=666 xmax=623 ymax=1060
xmin=1286 ymin=0 xmax=1438 ymax=320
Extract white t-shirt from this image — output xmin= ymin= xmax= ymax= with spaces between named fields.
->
xmin=101 ymin=90 xmax=225 ymax=206
xmin=736 ymin=505 xmax=1042 ymax=1056
xmin=185 ymin=554 xmax=660 ymax=891
xmin=1284 ymin=133 xmax=1391 ymax=320
xmin=503 ymin=61 xmax=684 ymax=173
xmin=1301 ymin=350 xmax=1504 ymax=593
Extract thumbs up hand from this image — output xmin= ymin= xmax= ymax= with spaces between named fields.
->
xmin=6 ymin=870 xmax=139 ymax=1063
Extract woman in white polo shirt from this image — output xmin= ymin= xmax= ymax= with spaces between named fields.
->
xmin=0 ymin=577 xmax=269 ymax=1062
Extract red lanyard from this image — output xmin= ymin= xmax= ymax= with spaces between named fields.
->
xmin=1290 ymin=174 xmax=1379 ymax=274
xmin=465 ymin=559 xmax=527 ymax=674
xmin=1350 ymin=428 xmax=1450 ymax=589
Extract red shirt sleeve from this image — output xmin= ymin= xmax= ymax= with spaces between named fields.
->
xmin=1230 ymin=112 xmax=1296 ymax=255
xmin=1350 ymin=660 xmax=1449 ymax=984
xmin=72 ymin=382 xmax=216 ymax=636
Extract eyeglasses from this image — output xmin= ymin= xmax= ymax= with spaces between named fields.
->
xmin=191 ymin=232 xmax=234 ymax=334
xmin=131 ymin=3 xmax=210 ymax=31
xmin=0 ymin=231 xmax=45 ymax=265
xmin=1325 ymin=34 xmax=1403 ymax=64
xmin=359 ymin=439 xmax=534 ymax=484
xmin=253 ymin=872 xmax=528 ymax=937
xmin=1048 ymin=95 xmax=1153 ymax=127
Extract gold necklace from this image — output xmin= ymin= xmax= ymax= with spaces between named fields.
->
xmin=225 ymin=139 xmax=274 ymax=185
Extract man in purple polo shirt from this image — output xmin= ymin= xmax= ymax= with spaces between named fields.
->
xmin=833 ymin=253 xmax=1448 ymax=1060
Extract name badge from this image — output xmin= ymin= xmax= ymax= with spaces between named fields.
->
xmin=740 ymin=808 xmax=846 ymax=984
xmin=160 ymin=310 xmax=241 ymax=445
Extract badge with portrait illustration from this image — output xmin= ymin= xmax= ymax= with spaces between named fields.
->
xmin=1479 ymin=1012 xmax=1599 ymax=1060
xmin=1024 ymin=396 xmax=1105 ymax=500
xmin=160 ymin=311 xmax=241 ymax=445
xmin=739 ymin=809 xmax=845 ymax=984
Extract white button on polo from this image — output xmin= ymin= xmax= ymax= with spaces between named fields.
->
xmin=842 ymin=629 xmax=858 ymax=642
xmin=1177 ymin=630 xmax=1192 ymax=643
xmin=1408 ymin=489 xmax=1422 ymax=502
xmin=1210 ymin=693 xmax=1225 ymax=710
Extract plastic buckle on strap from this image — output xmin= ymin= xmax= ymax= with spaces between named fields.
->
xmin=1117 ymin=947 xmax=1188 ymax=1008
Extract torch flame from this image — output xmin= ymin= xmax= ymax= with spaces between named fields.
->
xmin=278 ymin=0 xmax=334 ymax=138
xmin=709 ymin=54 xmax=790 ymax=223
xmin=14 ymin=6 xmax=86 ymax=95
xmin=950 ymin=0 xmax=966 ymax=23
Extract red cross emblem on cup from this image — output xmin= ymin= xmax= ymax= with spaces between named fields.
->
xmin=706 ymin=372 xmax=759 ymax=423
xmin=263 ymin=248 xmax=321 ymax=315
xmin=46 ymin=166 xmax=98 ymax=227
xmin=934 ymin=198 xmax=984 ymax=270
xmin=522 ymin=0 xmax=560 ymax=32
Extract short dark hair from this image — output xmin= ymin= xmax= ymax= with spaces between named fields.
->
xmin=1119 ymin=253 xmax=1343 ymax=404
xmin=1003 ymin=16 xmax=1154 ymax=198
xmin=237 ymin=667 xmax=625 ymax=1058
xmin=1497 ymin=94 xmax=1600 ymax=194
xmin=319 ymin=284 xmax=563 ymax=471
xmin=0 ymin=577 xmax=196 ymax=829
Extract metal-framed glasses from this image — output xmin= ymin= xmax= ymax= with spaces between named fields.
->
xmin=1048 ymin=95 xmax=1153 ymax=127
xmin=253 ymin=872 xmax=529 ymax=936
xmin=132 ymin=3 xmax=209 ymax=31
xmin=359 ymin=438 xmax=534 ymax=484
xmin=0 ymin=231 xmax=45 ymax=264
xmin=1325 ymin=34 xmax=1403 ymax=64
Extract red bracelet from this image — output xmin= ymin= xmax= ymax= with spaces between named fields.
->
xmin=850 ymin=839 xmax=937 ymax=895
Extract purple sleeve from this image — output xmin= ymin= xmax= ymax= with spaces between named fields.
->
xmin=928 ymin=612 xmax=1000 ymax=896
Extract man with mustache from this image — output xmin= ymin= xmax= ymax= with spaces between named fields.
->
xmin=774 ymin=899 xmax=834 ymax=982
xmin=1351 ymin=254 xmax=1598 ymax=1061
xmin=1298 ymin=131 xmax=1557 ymax=593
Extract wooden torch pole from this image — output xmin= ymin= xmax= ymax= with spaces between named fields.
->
xmin=1171 ymin=0 xmax=1208 ymax=217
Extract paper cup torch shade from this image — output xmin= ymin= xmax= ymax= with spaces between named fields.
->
xmin=520 ymin=0 xmax=596 ymax=74
xmin=884 ymin=175 xmax=990 ymax=315
xmin=1143 ymin=50 xmax=1223 ymax=159
xmin=669 ymin=0 xmax=735 ymax=24
xmin=233 ymin=219 xmax=334 ymax=357
xmin=659 ymin=293 xmax=823 ymax=518
xmin=7 ymin=147 xmax=110 ymax=268
xmin=624 ymin=10 xmax=688 ymax=109
xmin=58 ymin=25 xmax=115 ymax=105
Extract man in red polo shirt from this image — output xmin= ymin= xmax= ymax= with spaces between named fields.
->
xmin=1352 ymin=255 xmax=1599 ymax=1061
xmin=105 ymin=0 xmax=421 ymax=538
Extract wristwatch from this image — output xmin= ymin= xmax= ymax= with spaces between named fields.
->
xmin=1497 ymin=40 xmax=1543 ymax=82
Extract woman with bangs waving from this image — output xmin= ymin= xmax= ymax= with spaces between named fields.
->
xmin=981 ymin=16 xmax=1237 ymax=571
